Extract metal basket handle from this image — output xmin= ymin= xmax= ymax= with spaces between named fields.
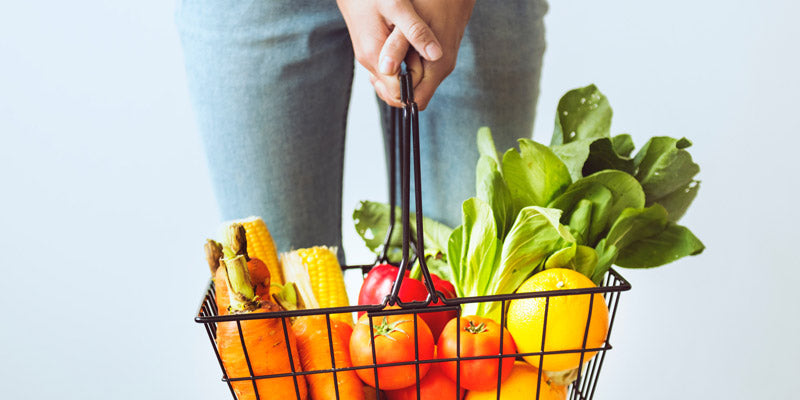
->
xmin=382 ymin=69 xmax=441 ymax=308
xmin=375 ymin=101 xmax=418 ymax=266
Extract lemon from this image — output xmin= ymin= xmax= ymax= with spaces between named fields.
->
xmin=506 ymin=268 xmax=609 ymax=372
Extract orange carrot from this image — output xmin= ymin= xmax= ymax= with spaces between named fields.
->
xmin=205 ymin=223 xmax=271 ymax=315
xmin=293 ymin=315 xmax=365 ymax=400
xmin=217 ymin=255 xmax=308 ymax=400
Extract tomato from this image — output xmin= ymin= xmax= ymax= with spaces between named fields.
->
xmin=350 ymin=310 xmax=435 ymax=390
xmin=437 ymin=315 xmax=517 ymax=391
xmin=358 ymin=264 xmax=428 ymax=316
xmin=385 ymin=363 xmax=464 ymax=400
xmin=358 ymin=264 xmax=458 ymax=340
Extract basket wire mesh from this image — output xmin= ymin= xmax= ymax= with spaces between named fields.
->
xmin=195 ymin=70 xmax=631 ymax=400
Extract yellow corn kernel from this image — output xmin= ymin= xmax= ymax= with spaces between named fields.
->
xmin=237 ymin=217 xmax=283 ymax=291
xmin=296 ymin=246 xmax=352 ymax=325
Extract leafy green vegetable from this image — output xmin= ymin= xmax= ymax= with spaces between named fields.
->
xmin=488 ymin=206 xmax=574 ymax=296
xmin=476 ymin=156 xmax=514 ymax=240
xmin=582 ymin=138 xmax=635 ymax=177
xmin=552 ymin=137 xmax=633 ymax=182
xmin=502 ymin=139 xmax=572 ymax=212
xmin=456 ymin=205 xmax=576 ymax=317
xmin=605 ymin=205 xmax=704 ymax=268
xmin=545 ymin=243 xmax=599 ymax=279
xmin=352 ymin=200 xmax=452 ymax=262
xmin=615 ymin=224 xmax=703 ymax=268
xmin=409 ymin=255 xmax=452 ymax=282
xmin=354 ymin=83 xmax=705 ymax=303
xmin=592 ymin=239 xmax=618 ymax=284
xmin=446 ymin=225 xmax=464 ymax=296
xmin=548 ymin=170 xmax=646 ymax=246
xmin=656 ymin=181 xmax=700 ymax=222
xmin=477 ymin=127 xmax=502 ymax=169
xmin=551 ymin=84 xmax=613 ymax=146
xmin=448 ymin=198 xmax=500 ymax=303
xmin=633 ymin=137 xmax=700 ymax=222
xmin=611 ymin=134 xmax=635 ymax=157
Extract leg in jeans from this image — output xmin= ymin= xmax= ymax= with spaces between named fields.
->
xmin=176 ymin=1 xmax=353 ymax=256
xmin=381 ymin=0 xmax=549 ymax=229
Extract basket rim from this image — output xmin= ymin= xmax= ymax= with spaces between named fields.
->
xmin=195 ymin=267 xmax=631 ymax=323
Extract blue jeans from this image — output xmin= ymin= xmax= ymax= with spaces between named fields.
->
xmin=176 ymin=0 xmax=548 ymax=259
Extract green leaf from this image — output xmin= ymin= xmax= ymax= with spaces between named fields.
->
xmin=616 ymin=224 xmax=704 ymax=268
xmin=544 ymin=243 xmax=599 ymax=278
xmin=446 ymin=226 xmax=464 ymax=297
xmin=551 ymin=137 xmax=634 ymax=182
xmin=421 ymin=215 xmax=454 ymax=257
xmin=548 ymin=170 xmax=646 ymax=246
xmin=611 ymin=134 xmax=635 ymax=157
xmin=353 ymin=200 xmax=394 ymax=253
xmin=567 ymin=199 xmax=593 ymax=244
xmin=551 ymin=84 xmax=613 ymax=145
xmin=605 ymin=205 xmax=670 ymax=250
xmin=353 ymin=201 xmax=454 ymax=262
xmin=606 ymin=205 xmax=705 ymax=268
xmin=592 ymin=239 xmax=619 ymax=284
xmin=458 ymin=198 xmax=500 ymax=299
xmin=657 ymin=180 xmax=700 ymax=222
xmin=409 ymin=255 xmax=452 ymax=282
xmin=633 ymin=137 xmax=700 ymax=220
xmin=582 ymin=138 xmax=635 ymax=176
xmin=476 ymin=156 xmax=515 ymax=240
xmin=490 ymin=206 xmax=574 ymax=297
xmin=502 ymin=139 xmax=572 ymax=212
xmin=477 ymin=127 xmax=501 ymax=169
xmin=550 ymin=139 xmax=593 ymax=182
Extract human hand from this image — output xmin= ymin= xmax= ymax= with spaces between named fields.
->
xmin=377 ymin=0 xmax=476 ymax=110
xmin=336 ymin=0 xmax=443 ymax=107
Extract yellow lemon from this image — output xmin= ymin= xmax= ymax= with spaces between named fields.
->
xmin=506 ymin=268 xmax=609 ymax=372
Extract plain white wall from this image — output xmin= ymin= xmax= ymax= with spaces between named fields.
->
xmin=1 ymin=0 xmax=798 ymax=398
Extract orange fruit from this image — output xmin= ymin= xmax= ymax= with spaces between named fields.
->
xmin=465 ymin=361 xmax=566 ymax=400
xmin=506 ymin=268 xmax=609 ymax=372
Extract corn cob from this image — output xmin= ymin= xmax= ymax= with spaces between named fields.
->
xmin=228 ymin=217 xmax=282 ymax=293
xmin=281 ymin=246 xmax=352 ymax=325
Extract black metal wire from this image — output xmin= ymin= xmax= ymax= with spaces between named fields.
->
xmin=324 ymin=314 xmax=341 ymax=400
xmin=235 ymin=320 xmax=260 ymax=400
xmin=196 ymin=273 xmax=628 ymax=399
xmin=194 ymin=69 xmax=633 ymax=400
xmin=497 ymin=300 xmax=506 ymax=400
xmin=536 ymin=296 xmax=550 ymax=400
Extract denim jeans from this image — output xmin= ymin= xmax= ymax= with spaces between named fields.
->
xmin=176 ymin=0 xmax=548 ymax=259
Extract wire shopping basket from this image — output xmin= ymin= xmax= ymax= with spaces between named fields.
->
xmin=195 ymin=71 xmax=631 ymax=400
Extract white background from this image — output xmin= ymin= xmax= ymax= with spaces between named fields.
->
xmin=1 ymin=0 xmax=798 ymax=398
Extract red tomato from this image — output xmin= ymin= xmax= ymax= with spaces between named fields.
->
xmin=437 ymin=315 xmax=517 ymax=391
xmin=350 ymin=309 xmax=435 ymax=390
xmin=385 ymin=363 xmax=464 ymax=400
xmin=358 ymin=264 xmax=458 ymax=341
xmin=357 ymin=264 xmax=428 ymax=317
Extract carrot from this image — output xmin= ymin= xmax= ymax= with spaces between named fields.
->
xmin=217 ymin=255 xmax=308 ymax=400
xmin=293 ymin=315 xmax=365 ymax=400
xmin=205 ymin=223 xmax=271 ymax=316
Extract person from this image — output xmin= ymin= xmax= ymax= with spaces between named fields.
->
xmin=176 ymin=0 xmax=548 ymax=260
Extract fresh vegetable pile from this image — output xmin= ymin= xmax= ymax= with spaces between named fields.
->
xmin=199 ymin=85 xmax=704 ymax=400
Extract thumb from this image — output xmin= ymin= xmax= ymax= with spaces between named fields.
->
xmin=380 ymin=0 xmax=442 ymax=61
